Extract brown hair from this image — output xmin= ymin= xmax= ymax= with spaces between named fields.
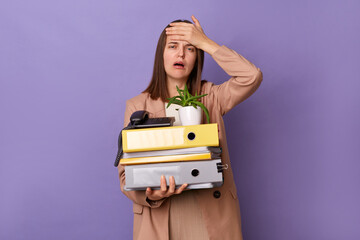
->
xmin=143 ymin=19 xmax=205 ymax=101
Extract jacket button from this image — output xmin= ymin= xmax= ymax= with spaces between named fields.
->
xmin=213 ymin=190 xmax=221 ymax=199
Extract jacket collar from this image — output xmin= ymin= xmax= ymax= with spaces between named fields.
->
xmin=144 ymin=93 xmax=166 ymax=118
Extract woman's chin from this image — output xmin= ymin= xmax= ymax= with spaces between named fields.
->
xmin=167 ymin=74 xmax=190 ymax=82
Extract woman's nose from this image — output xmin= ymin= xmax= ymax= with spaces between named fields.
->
xmin=178 ymin=47 xmax=185 ymax=58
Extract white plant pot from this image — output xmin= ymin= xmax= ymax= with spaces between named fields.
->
xmin=178 ymin=106 xmax=202 ymax=126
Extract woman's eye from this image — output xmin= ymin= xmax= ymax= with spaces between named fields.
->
xmin=169 ymin=45 xmax=175 ymax=48
xmin=187 ymin=47 xmax=194 ymax=51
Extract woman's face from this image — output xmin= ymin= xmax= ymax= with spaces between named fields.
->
xmin=163 ymin=36 xmax=197 ymax=83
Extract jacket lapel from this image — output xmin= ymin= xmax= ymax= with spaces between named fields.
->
xmin=145 ymin=95 xmax=166 ymax=118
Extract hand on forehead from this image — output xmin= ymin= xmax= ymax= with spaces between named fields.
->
xmin=166 ymin=36 xmax=192 ymax=46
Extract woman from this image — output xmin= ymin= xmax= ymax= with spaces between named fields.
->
xmin=118 ymin=15 xmax=263 ymax=240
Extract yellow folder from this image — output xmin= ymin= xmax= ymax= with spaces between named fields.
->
xmin=120 ymin=152 xmax=212 ymax=165
xmin=122 ymin=124 xmax=219 ymax=152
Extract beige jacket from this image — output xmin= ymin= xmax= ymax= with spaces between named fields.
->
xmin=118 ymin=45 xmax=263 ymax=240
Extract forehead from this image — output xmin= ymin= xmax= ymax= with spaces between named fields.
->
xmin=165 ymin=36 xmax=192 ymax=46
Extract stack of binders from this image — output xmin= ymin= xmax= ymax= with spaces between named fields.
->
xmin=120 ymin=123 xmax=225 ymax=191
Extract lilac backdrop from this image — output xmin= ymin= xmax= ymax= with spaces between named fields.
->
xmin=1 ymin=0 xmax=359 ymax=239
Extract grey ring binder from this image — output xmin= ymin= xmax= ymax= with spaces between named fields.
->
xmin=124 ymin=159 xmax=224 ymax=191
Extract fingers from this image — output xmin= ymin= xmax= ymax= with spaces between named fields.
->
xmin=145 ymin=187 xmax=152 ymax=196
xmin=168 ymin=16 xmax=202 ymax=29
xmin=166 ymin=29 xmax=186 ymax=36
xmin=169 ymin=22 xmax=192 ymax=27
xmin=160 ymin=175 xmax=167 ymax=193
xmin=167 ymin=20 xmax=198 ymax=34
xmin=166 ymin=26 xmax=192 ymax=34
xmin=166 ymin=33 xmax=187 ymax=41
xmin=166 ymin=19 xmax=205 ymax=46
xmin=168 ymin=176 xmax=175 ymax=194
xmin=175 ymin=183 xmax=188 ymax=194
xmin=146 ymin=176 xmax=188 ymax=201
xmin=165 ymin=27 xmax=194 ymax=42
xmin=167 ymin=36 xmax=187 ymax=43
xmin=146 ymin=176 xmax=167 ymax=201
xmin=191 ymin=15 xmax=201 ymax=28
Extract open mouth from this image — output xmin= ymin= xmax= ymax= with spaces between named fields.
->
xmin=174 ymin=62 xmax=185 ymax=68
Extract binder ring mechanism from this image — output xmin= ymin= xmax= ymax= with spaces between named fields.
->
xmin=216 ymin=163 xmax=228 ymax=173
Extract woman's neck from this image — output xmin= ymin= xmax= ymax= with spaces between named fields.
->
xmin=166 ymin=77 xmax=187 ymax=98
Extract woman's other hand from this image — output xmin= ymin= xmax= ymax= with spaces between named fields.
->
xmin=165 ymin=15 xmax=220 ymax=55
xmin=146 ymin=175 xmax=188 ymax=201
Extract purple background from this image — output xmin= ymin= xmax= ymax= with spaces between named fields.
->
xmin=1 ymin=0 xmax=359 ymax=239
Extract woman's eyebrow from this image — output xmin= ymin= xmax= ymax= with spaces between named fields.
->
xmin=167 ymin=42 xmax=194 ymax=47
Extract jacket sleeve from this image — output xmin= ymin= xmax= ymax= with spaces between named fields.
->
xmin=117 ymin=99 xmax=166 ymax=208
xmin=205 ymin=45 xmax=263 ymax=115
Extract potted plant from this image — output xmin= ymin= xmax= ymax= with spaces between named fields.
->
xmin=166 ymin=85 xmax=210 ymax=125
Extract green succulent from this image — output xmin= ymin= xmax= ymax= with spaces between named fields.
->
xmin=166 ymin=84 xmax=210 ymax=123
